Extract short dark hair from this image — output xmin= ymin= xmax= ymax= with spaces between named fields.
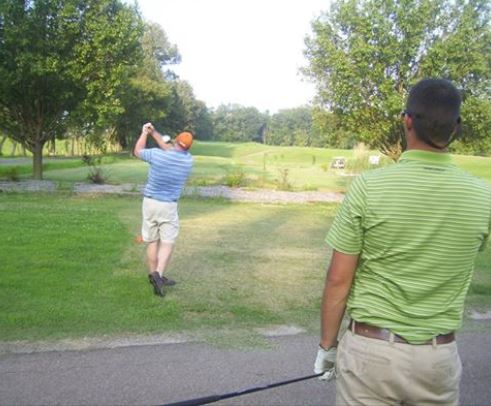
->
xmin=406 ymin=79 xmax=461 ymax=148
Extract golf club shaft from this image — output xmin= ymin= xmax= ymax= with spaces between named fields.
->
xmin=159 ymin=372 xmax=324 ymax=406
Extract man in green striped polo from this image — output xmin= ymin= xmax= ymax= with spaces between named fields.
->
xmin=314 ymin=79 xmax=491 ymax=405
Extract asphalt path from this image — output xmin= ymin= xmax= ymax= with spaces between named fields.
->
xmin=1 ymin=330 xmax=490 ymax=406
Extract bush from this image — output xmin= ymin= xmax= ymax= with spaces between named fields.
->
xmin=5 ymin=167 xmax=20 ymax=181
xmin=223 ymin=166 xmax=247 ymax=187
xmin=276 ymin=168 xmax=292 ymax=190
xmin=82 ymin=154 xmax=108 ymax=184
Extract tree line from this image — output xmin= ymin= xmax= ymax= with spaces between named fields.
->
xmin=1 ymin=0 xmax=490 ymax=180
xmin=0 ymin=0 xmax=214 ymax=179
xmin=195 ymin=0 xmax=491 ymax=159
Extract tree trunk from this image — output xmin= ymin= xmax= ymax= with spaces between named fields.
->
xmin=11 ymin=141 xmax=17 ymax=155
xmin=50 ymin=139 xmax=56 ymax=156
xmin=32 ymin=140 xmax=44 ymax=180
xmin=0 ymin=134 xmax=8 ymax=155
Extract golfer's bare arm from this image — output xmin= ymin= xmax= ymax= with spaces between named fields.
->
xmin=320 ymin=250 xmax=358 ymax=349
xmin=133 ymin=130 xmax=148 ymax=158
xmin=150 ymin=130 xmax=173 ymax=150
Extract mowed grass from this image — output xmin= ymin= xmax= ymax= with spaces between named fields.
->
xmin=0 ymin=193 xmax=489 ymax=343
xmin=36 ymin=142 xmax=361 ymax=191
xmin=467 ymin=247 xmax=491 ymax=309
xmin=0 ymin=153 xmax=128 ymax=181
xmin=0 ymin=193 xmax=336 ymax=342
xmin=1 ymin=192 xmax=490 ymax=343
xmin=30 ymin=141 xmax=491 ymax=192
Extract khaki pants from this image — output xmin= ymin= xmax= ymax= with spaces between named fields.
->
xmin=142 ymin=197 xmax=179 ymax=243
xmin=336 ymin=329 xmax=462 ymax=406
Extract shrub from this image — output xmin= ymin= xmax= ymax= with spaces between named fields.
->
xmin=223 ymin=166 xmax=247 ymax=187
xmin=276 ymin=168 xmax=292 ymax=190
xmin=5 ymin=167 xmax=20 ymax=181
xmin=82 ymin=154 xmax=108 ymax=184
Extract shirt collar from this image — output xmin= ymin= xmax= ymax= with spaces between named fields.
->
xmin=399 ymin=150 xmax=453 ymax=165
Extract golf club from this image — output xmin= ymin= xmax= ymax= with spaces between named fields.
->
xmin=158 ymin=371 xmax=327 ymax=406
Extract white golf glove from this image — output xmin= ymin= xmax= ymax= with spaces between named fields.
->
xmin=161 ymin=134 xmax=171 ymax=143
xmin=142 ymin=122 xmax=154 ymax=135
xmin=314 ymin=345 xmax=337 ymax=381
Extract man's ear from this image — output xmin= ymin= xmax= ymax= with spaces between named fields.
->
xmin=404 ymin=114 xmax=413 ymax=131
xmin=452 ymin=116 xmax=462 ymax=140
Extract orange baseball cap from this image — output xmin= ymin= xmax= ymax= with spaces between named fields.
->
xmin=175 ymin=132 xmax=193 ymax=150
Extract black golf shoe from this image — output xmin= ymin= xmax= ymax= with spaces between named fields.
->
xmin=149 ymin=272 xmax=165 ymax=297
xmin=148 ymin=274 xmax=176 ymax=286
xmin=162 ymin=276 xmax=176 ymax=286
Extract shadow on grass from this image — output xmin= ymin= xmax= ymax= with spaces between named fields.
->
xmin=164 ymin=200 xmax=335 ymax=347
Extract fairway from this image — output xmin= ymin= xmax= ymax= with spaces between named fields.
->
xmin=0 ymin=192 xmax=489 ymax=344
xmin=3 ymin=141 xmax=491 ymax=192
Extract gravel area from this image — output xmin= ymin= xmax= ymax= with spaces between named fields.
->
xmin=0 ymin=180 xmax=57 ymax=192
xmin=0 ymin=181 xmax=344 ymax=203
xmin=183 ymin=185 xmax=344 ymax=203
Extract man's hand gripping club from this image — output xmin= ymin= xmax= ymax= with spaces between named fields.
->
xmin=314 ymin=345 xmax=337 ymax=381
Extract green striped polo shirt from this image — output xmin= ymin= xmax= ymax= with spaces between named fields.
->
xmin=326 ymin=150 xmax=491 ymax=343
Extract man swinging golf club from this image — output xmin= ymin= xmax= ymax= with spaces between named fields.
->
xmin=134 ymin=123 xmax=193 ymax=297
xmin=314 ymin=78 xmax=491 ymax=405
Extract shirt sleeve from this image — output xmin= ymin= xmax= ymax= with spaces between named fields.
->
xmin=325 ymin=174 xmax=367 ymax=255
xmin=139 ymin=148 xmax=153 ymax=163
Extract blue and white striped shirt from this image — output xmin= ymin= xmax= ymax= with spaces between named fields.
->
xmin=140 ymin=148 xmax=193 ymax=202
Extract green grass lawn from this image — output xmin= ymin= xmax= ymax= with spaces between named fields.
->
xmin=0 ymin=193 xmax=336 ymax=342
xmin=31 ymin=142 xmax=363 ymax=191
xmin=0 ymin=192 xmax=489 ymax=344
xmin=4 ymin=141 xmax=488 ymax=192
xmin=0 ymin=153 xmax=128 ymax=181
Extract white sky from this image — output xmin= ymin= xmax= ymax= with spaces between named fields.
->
xmin=136 ymin=0 xmax=330 ymax=113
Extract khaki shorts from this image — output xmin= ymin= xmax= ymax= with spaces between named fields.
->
xmin=336 ymin=329 xmax=462 ymax=406
xmin=141 ymin=197 xmax=179 ymax=244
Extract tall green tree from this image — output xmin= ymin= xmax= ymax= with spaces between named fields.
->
xmin=310 ymin=108 xmax=355 ymax=148
xmin=193 ymin=99 xmax=214 ymax=140
xmin=265 ymin=107 xmax=313 ymax=146
xmin=211 ymin=104 xmax=268 ymax=142
xmin=0 ymin=0 xmax=143 ymax=179
xmin=304 ymin=0 xmax=491 ymax=159
xmin=159 ymin=80 xmax=213 ymax=140
xmin=113 ymin=21 xmax=180 ymax=148
xmin=163 ymin=80 xmax=199 ymax=134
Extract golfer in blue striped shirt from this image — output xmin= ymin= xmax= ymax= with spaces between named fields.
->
xmin=134 ymin=123 xmax=193 ymax=297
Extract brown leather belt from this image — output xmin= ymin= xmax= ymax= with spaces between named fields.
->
xmin=349 ymin=320 xmax=455 ymax=345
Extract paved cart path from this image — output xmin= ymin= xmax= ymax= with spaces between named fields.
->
xmin=1 ymin=330 xmax=490 ymax=406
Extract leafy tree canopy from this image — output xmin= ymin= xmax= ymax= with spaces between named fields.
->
xmin=211 ymin=104 xmax=268 ymax=143
xmin=0 ymin=0 xmax=144 ymax=178
xmin=266 ymin=107 xmax=313 ymax=146
xmin=113 ymin=21 xmax=180 ymax=148
xmin=304 ymin=0 xmax=491 ymax=158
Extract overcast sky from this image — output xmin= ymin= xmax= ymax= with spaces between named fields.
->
xmin=136 ymin=0 xmax=330 ymax=113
